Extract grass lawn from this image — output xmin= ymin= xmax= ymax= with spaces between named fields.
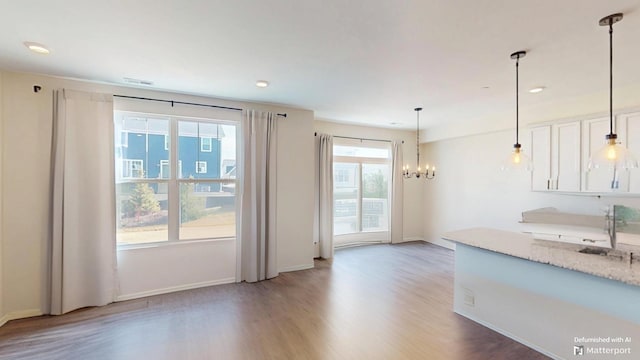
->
xmin=117 ymin=211 xmax=236 ymax=244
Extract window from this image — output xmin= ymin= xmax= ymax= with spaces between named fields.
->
xmin=196 ymin=161 xmax=207 ymax=174
xmin=333 ymin=140 xmax=390 ymax=238
xmin=120 ymin=159 xmax=143 ymax=179
xmin=117 ymin=131 xmax=129 ymax=148
xmin=114 ymin=111 xmax=237 ymax=245
xmin=201 ymin=137 xmax=212 ymax=152
xmin=160 ymin=160 xmax=182 ymax=179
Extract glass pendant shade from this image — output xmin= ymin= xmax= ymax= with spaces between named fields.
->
xmin=588 ymin=138 xmax=639 ymax=170
xmin=501 ymin=146 xmax=533 ymax=172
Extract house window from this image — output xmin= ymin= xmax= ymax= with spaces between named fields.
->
xmin=160 ymin=160 xmax=182 ymax=179
xmin=332 ymin=140 xmax=391 ymax=238
xmin=201 ymin=137 xmax=212 ymax=152
xmin=196 ymin=161 xmax=207 ymax=174
xmin=114 ymin=112 xmax=237 ymax=245
xmin=121 ymin=159 xmax=143 ymax=179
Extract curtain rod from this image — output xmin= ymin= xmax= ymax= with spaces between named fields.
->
xmin=113 ymin=95 xmax=287 ymax=117
xmin=314 ymin=132 xmax=404 ymax=144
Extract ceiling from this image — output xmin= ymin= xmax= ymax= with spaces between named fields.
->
xmin=2 ymin=0 xmax=640 ymax=133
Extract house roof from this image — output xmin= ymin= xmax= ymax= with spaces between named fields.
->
xmin=119 ymin=114 xmax=225 ymax=138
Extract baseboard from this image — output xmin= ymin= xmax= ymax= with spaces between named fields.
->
xmin=398 ymin=236 xmax=424 ymax=243
xmin=454 ymin=309 xmax=559 ymax=360
xmin=0 ymin=309 xmax=43 ymax=327
xmin=279 ymin=263 xmax=314 ymax=272
xmin=423 ymin=238 xmax=456 ymax=250
xmin=116 ymin=277 xmax=236 ymax=302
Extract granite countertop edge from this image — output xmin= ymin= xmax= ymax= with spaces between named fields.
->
xmin=442 ymin=227 xmax=639 ymax=287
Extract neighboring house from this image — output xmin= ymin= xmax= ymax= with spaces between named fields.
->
xmin=116 ymin=116 xmax=223 ymax=187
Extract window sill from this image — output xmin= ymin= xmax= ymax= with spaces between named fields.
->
xmin=117 ymin=237 xmax=235 ymax=251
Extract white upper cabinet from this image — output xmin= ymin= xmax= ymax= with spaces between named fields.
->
xmin=530 ymin=112 xmax=640 ymax=194
xmin=530 ymin=126 xmax=551 ymax=191
xmin=553 ymin=122 xmax=582 ymax=192
xmin=617 ymin=112 xmax=640 ymax=193
xmin=530 ymin=121 xmax=581 ymax=192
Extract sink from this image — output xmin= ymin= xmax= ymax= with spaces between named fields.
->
xmin=578 ymin=247 xmax=610 ymax=255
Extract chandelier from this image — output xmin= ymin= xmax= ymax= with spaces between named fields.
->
xmin=403 ymin=107 xmax=435 ymax=179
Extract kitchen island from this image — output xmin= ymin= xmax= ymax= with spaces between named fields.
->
xmin=443 ymin=228 xmax=640 ymax=359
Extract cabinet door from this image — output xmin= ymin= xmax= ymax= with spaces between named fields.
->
xmin=553 ymin=122 xmax=581 ymax=192
xmin=582 ymin=117 xmax=619 ymax=192
xmin=618 ymin=112 xmax=640 ymax=193
xmin=530 ymin=126 xmax=552 ymax=191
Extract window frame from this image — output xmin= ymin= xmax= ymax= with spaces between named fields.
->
xmin=332 ymin=139 xmax=391 ymax=240
xmin=115 ymin=111 xmax=238 ymax=247
xmin=119 ymin=131 xmax=129 ymax=148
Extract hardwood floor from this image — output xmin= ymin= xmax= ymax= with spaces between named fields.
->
xmin=0 ymin=242 xmax=548 ymax=360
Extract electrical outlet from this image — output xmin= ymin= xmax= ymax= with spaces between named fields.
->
xmin=463 ymin=288 xmax=475 ymax=307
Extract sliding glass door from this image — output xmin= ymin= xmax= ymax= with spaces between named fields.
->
xmin=333 ymin=139 xmax=390 ymax=247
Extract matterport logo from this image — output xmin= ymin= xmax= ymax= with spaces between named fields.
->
xmin=573 ymin=336 xmax=632 ymax=356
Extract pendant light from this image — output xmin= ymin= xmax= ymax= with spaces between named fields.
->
xmin=588 ymin=13 xmax=638 ymax=171
xmin=501 ymin=51 xmax=533 ymax=171
xmin=403 ymin=108 xmax=435 ymax=179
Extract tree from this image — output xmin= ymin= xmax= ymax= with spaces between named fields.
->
xmin=180 ymin=181 xmax=206 ymax=223
xmin=363 ymin=169 xmax=388 ymax=198
xmin=127 ymin=183 xmax=160 ymax=221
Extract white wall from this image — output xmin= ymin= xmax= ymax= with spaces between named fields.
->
xmin=0 ymin=71 xmax=4 ymax=325
xmin=117 ymin=240 xmax=237 ymax=300
xmin=423 ymin=128 xmax=640 ymax=248
xmin=1 ymin=73 xmax=52 ymax=319
xmin=277 ymin=112 xmax=315 ymax=271
xmin=314 ymin=120 xmax=425 ymax=242
xmin=0 ymin=71 xmax=315 ymax=320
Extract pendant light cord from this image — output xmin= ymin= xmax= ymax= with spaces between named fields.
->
xmin=516 ymin=56 xmax=520 ymax=146
xmin=609 ymin=22 xmax=614 ymax=136
xmin=416 ymin=109 xmax=420 ymax=168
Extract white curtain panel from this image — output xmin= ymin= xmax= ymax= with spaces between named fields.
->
xmin=50 ymin=89 xmax=116 ymax=315
xmin=240 ymin=110 xmax=278 ymax=282
xmin=391 ymin=141 xmax=404 ymax=244
xmin=317 ymin=133 xmax=334 ymax=259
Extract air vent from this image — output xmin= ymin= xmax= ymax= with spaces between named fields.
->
xmin=123 ymin=77 xmax=154 ymax=86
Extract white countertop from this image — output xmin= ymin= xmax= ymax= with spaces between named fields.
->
xmin=442 ymin=227 xmax=640 ymax=287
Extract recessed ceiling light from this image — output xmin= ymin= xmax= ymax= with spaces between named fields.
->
xmin=24 ymin=41 xmax=50 ymax=54
xmin=256 ymin=80 xmax=269 ymax=88
xmin=481 ymin=86 xmax=490 ymax=89
xmin=529 ymin=86 xmax=546 ymax=93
